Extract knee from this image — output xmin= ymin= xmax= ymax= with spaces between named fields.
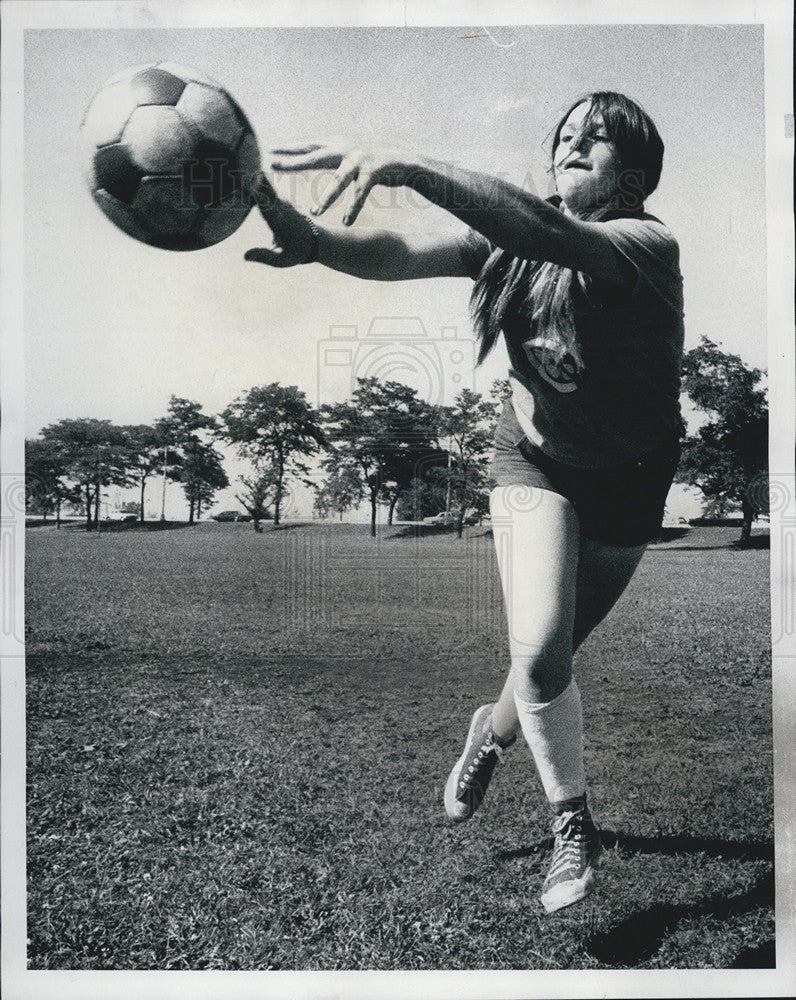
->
xmin=510 ymin=633 xmax=572 ymax=702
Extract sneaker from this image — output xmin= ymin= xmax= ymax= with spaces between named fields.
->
xmin=444 ymin=704 xmax=515 ymax=822
xmin=540 ymin=800 xmax=602 ymax=914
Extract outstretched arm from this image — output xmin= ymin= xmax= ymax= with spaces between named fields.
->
xmin=268 ymin=144 xmax=634 ymax=285
xmin=244 ymin=173 xmax=471 ymax=280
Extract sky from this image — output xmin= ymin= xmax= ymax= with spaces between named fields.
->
xmin=18 ymin=16 xmax=773 ymax=515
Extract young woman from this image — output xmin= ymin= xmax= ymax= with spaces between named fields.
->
xmin=245 ymin=92 xmax=684 ymax=914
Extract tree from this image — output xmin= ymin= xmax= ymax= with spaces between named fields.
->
xmin=158 ymin=397 xmax=220 ymax=522
xmin=490 ymin=378 xmax=512 ymax=406
xmin=121 ymin=423 xmax=178 ymax=523
xmin=379 ymin=438 xmax=446 ymax=526
xmin=180 ymin=440 xmax=229 ymax=522
xmin=321 ymin=378 xmax=443 ymax=536
xmin=677 ymin=337 xmax=768 ymax=546
xmin=25 ymin=438 xmax=80 ymax=526
xmin=437 ymin=388 xmax=498 ymax=538
xmin=394 ymin=475 xmax=448 ymax=522
xmin=235 ymin=464 xmax=281 ymax=531
xmin=220 ymin=384 xmax=324 ymax=526
xmin=39 ymin=419 xmax=132 ymax=531
xmin=380 ymin=393 xmax=444 ymax=526
xmin=313 ymin=462 xmax=365 ymax=521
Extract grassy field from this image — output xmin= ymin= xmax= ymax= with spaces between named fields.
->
xmin=25 ymin=520 xmax=773 ymax=970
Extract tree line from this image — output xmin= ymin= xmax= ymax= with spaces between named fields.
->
xmin=25 ymin=338 xmax=769 ymax=544
xmin=26 ymin=397 xmax=229 ymax=531
xmin=25 ymin=379 xmax=507 ymax=539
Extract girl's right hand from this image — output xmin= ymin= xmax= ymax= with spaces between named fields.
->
xmin=270 ymin=142 xmax=414 ymax=226
xmin=244 ymin=172 xmax=318 ymax=268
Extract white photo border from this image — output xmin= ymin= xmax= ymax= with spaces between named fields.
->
xmin=2 ymin=2 xmax=793 ymax=998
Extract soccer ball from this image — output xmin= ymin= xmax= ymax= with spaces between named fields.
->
xmin=81 ymin=62 xmax=260 ymax=251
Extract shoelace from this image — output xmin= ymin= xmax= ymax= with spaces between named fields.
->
xmin=552 ymin=809 xmax=590 ymax=841
xmin=459 ymin=734 xmax=506 ymax=789
xmin=547 ymin=810 xmax=591 ymax=877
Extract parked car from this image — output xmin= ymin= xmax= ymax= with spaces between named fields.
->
xmin=211 ymin=510 xmax=251 ymax=522
xmin=423 ymin=512 xmax=457 ymax=526
xmin=423 ymin=511 xmax=487 ymax=527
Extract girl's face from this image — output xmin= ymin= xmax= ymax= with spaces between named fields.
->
xmin=553 ymin=102 xmax=622 ymax=213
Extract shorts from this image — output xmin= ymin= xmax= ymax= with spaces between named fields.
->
xmin=488 ymin=402 xmax=681 ymax=547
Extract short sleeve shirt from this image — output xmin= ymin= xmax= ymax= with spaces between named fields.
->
xmin=458 ymin=213 xmax=685 ymax=468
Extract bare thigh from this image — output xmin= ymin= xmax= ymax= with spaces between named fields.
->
xmin=490 ymin=484 xmax=581 ymax=703
xmin=572 ymin=536 xmax=647 ymax=651
xmin=490 ymin=494 xmax=647 ymax=735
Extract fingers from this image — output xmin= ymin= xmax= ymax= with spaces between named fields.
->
xmin=312 ymin=156 xmax=360 ymax=216
xmin=268 ymin=143 xmax=323 ymax=155
xmin=256 ymin=145 xmax=379 ymax=225
xmin=270 ymin=149 xmax=343 ymax=172
xmin=342 ymin=172 xmax=375 ymax=226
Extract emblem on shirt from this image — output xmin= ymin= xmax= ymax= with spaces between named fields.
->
xmin=523 ymin=338 xmax=580 ymax=393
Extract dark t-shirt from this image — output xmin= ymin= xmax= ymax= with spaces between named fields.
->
xmin=458 ymin=213 xmax=685 ymax=468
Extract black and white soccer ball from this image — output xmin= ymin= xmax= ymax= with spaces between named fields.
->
xmin=81 ymin=62 xmax=260 ymax=251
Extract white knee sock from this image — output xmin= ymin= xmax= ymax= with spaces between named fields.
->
xmin=514 ymin=678 xmax=586 ymax=807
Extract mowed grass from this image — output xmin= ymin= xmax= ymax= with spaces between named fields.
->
xmin=25 ymin=522 xmax=773 ymax=970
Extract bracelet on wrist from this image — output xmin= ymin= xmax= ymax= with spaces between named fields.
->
xmin=303 ymin=215 xmax=320 ymax=263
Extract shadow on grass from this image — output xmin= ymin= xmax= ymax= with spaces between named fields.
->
xmin=732 ymin=534 xmax=770 ymax=550
xmin=652 ymin=527 xmax=691 ymax=543
xmin=388 ymin=524 xmax=463 ymax=540
xmin=650 ymin=540 xmax=770 ymax=552
xmin=585 ymin=872 xmax=774 ymax=967
xmin=497 ymin=830 xmax=774 ymax=864
xmin=601 ymin=830 xmax=774 ymax=862
xmin=648 ymin=533 xmax=770 ymax=552
xmin=385 ymin=524 xmax=771 ymax=549
xmin=728 ymin=939 xmax=776 ymax=967
xmin=499 ymin=831 xmax=774 ymax=967
xmin=61 ymin=520 xmax=196 ymax=532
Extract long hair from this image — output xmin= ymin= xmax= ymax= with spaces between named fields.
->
xmin=471 ymin=91 xmax=664 ymax=368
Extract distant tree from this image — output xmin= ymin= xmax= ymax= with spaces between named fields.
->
xmin=313 ymin=462 xmax=365 ymax=521
xmin=38 ymin=419 xmax=132 ymax=531
xmin=437 ymin=388 xmax=498 ymax=538
xmin=380 ymin=392 xmax=444 ymax=525
xmin=162 ymin=397 xmax=219 ymax=440
xmin=180 ymin=440 xmax=229 ymax=523
xmin=379 ymin=438 xmax=445 ymax=526
xmin=467 ymin=488 xmax=492 ymax=524
xmin=25 ymin=438 xmax=80 ymax=526
xmin=394 ymin=475 xmax=447 ymax=522
xmin=490 ymin=378 xmax=512 ymax=406
xmin=677 ymin=337 xmax=768 ymax=546
xmin=322 ymin=378 xmax=443 ymax=536
xmin=121 ymin=423 xmax=178 ymax=523
xmin=220 ymin=384 xmax=324 ymax=526
xmin=158 ymin=397 xmax=221 ymax=522
xmin=235 ymin=463 xmax=281 ymax=531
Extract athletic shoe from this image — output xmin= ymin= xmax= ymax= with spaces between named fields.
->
xmin=444 ymin=704 xmax=515 ymax=822
xmin=540 ymin=799 xmax=602 ymax=914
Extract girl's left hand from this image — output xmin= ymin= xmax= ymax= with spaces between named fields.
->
xmin=244 ymin=172 xmax=318 ymax=268
xmin=269 ymin=142 xmax=414 ymax=225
